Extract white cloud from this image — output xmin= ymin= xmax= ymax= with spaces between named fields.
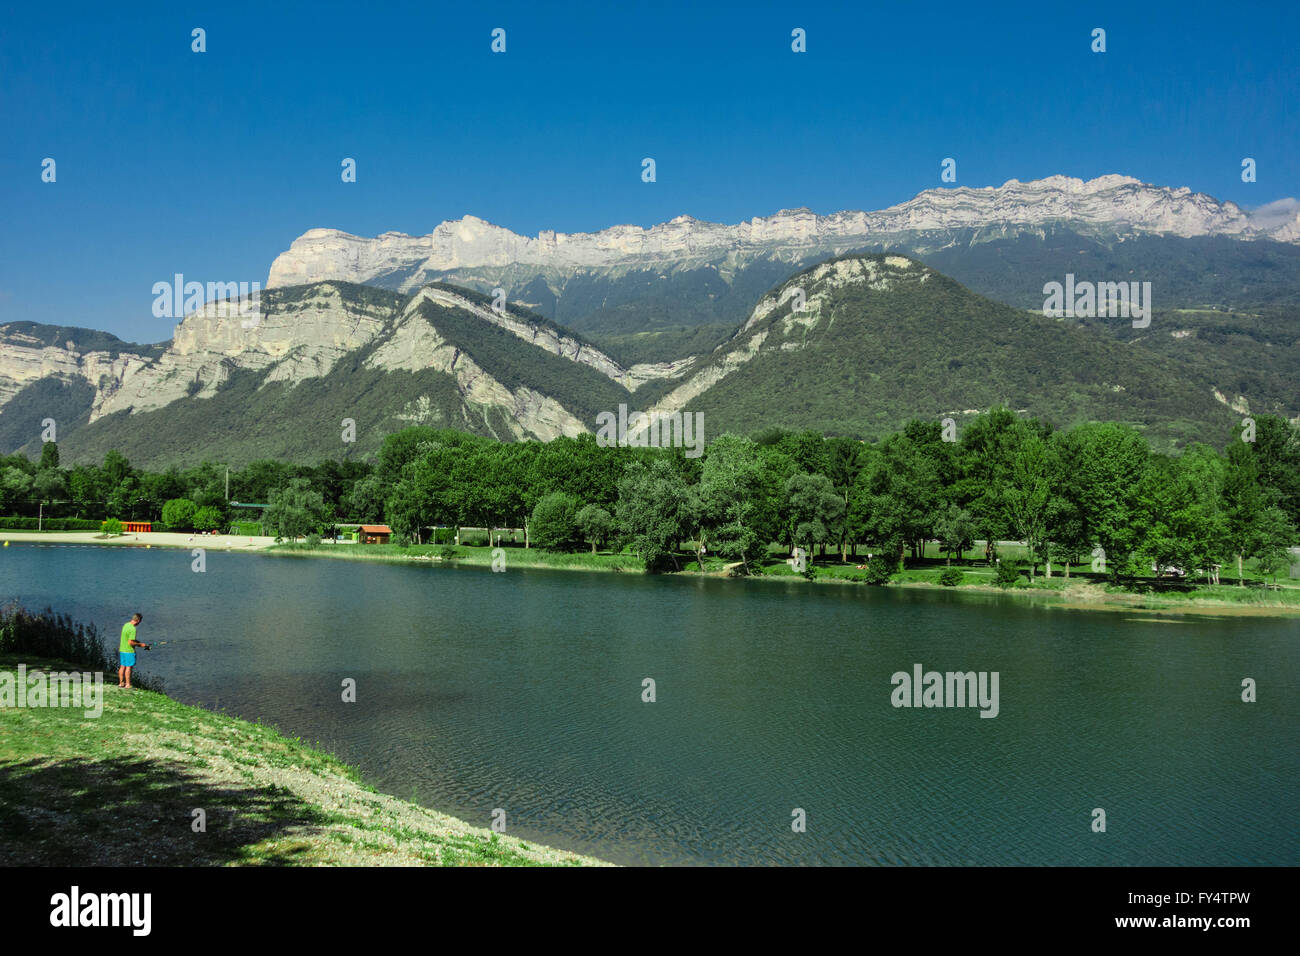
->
xmin=1246 ymin=197 xmax=1300 ymax=231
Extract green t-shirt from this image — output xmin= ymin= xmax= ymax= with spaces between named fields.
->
xmin=120 ymin=621 xmax=136 ymax=653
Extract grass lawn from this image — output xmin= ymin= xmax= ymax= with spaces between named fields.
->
xmin=271 ymin=540 xmax=644 ymax=572
xmin=0 ymin=653 xmax=606 ymax=867
xmin=269 ymin=539 xmax=1299 ymax=612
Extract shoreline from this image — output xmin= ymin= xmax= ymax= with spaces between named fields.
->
xmin=891 ymin=579 xmax=1300 ymax=617
xmin=265 ymin=540 xmax=1300 ymax=618
xmin=0 ymin=652 xmax=610 ymax=867
xmin=5 ymin=530 xmax=1297 ymax=618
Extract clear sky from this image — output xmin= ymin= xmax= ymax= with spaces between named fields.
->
xmin=1 ymin=0 xmax=1296 ymax=342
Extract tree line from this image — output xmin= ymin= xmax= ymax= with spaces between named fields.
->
xmin=3 ymin=409 xmax=1297 ymax=584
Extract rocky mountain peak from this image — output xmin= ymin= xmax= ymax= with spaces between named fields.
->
xmin=267 ymin=175 xmax=1297 ymax=294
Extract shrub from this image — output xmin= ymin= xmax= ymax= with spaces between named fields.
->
xmin=161 ymin=498 xmax=197 ymax=531
xmin=862 ymin=553 xmax=895 ymax=585
xmin=438 ymin=545 xmax=458 ymax=560
xmin=230 ymin=520 xmax=262 ymax=536
xmin=995 ymin=561 xmax=1022 ymax=588
xmin=305 ymin=532 xmax=322 ymax=547
xmin=192 ymin=506 xmax=223 ymax=532
xmin=100 ymin=518 xmax=124 ymax=536
xmin=0 ymin=602 xmax=160 ymax=691
xmin=938 ymin=567 xmax=964 ymax=587
xmin=0 ymin=602 xmax=109 ymax=672
xmin=0 ymin=517 xmax=102 ymax=531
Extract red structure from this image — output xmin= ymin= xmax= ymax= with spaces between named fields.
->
xmin=358 ymin=524 xmax=392 ymax=544
xmin=123 ymin=521 xmax=152 ymax=533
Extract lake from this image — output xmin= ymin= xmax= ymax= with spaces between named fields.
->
xmin=2 ymin=543 xmax=1296 ymax=865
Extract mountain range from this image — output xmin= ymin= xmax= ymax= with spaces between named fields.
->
xmin=2 ymin=174 xmax=1296 ymax=467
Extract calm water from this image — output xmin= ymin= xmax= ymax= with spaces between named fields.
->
xmin=3 ymin=543 xmax=1297 ymax=865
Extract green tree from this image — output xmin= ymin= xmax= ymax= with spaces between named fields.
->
xmin=231 ymin=460 xmax=292 ymax=503
xmin=756 ymin=442 xmax=799 ymax=553
xmin=844 ymin=445 xmax=881 ymax=560
xmin=1223 ymin=442 xmax=1267 ymax=586
xmin=1247 ymin=416 xmax=1300 ymax=530
xmin=192 ymin=505 xmax=224 ymax=532
xmin=403 ymin=440 xmax=469 ymax=540
xmin=954 ymin=407 xmax=1022 ymax=562
xmin=784 ymin=472 xmax=844 ymax=559
xmin=575 ymin=503 xmax=613 ymax=554
xmin=1144 ymin=444 xmax=1225 ymax=584
xmin=459 ymin=442 xmax=522 ymax=546
xmin=1253 ymin=507 xmax=1297 ymax=587
xmin=161 ymin=498 xmax=197 ymax=531
xmin=345 ymin=474 xmax=386 ymax=523
xmin=181 ymin=461 xmax=227 ymax=511
xmin=38 ymin=441 xmax=59 ymax=471
xmin=531 ymin=434 xmax=625 ymax=510
xmin=1004 ymin=429 xmax=1054 ymax=577
xmin=265 ymin=478 xmax=327 ymax=542
xmin=67 ymin=466 xmax=105 ymax=520
xmin=102 ymin=450 xmax=132 ymax=489
xmin=383 ymin=476 xmax=427 ymax=543
xmin=531 ymin=491 xmax=581 ymax=550
xmin=0 ymin=467 xmax=34 ymax=514
xmin=825 ymin=437 xmax=864 ymax=561
xmin=934 ymin=504 xmax=975 ymax=565
xmin=1046 ymin=432 xmax=1091 ymax=578
xmin=106 ymin=474 xmax=141 ymax=520
xmin=860 ymin=432 xmax=941 ymax=567
xmin=769 ymin=429 xmax=829 ymax=478
xmin=141 ymin=467 xmax=187 ymax=520
xmin=697 ymin=434 xmax=773 ymax=571
xmin=1063 ymin=423 xmax=1150 ymax=582
xmin=375 ymin=426 xmax=442 ymax=488
xmin=616 ymin=457 xmax=690 ymax=571
xmin=33 ymin=468 xmax=66 ymax=504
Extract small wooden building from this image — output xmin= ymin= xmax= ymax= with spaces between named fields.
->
xmin=358 ymin=524 xmax=392 ymax=544
xmin=123 ymin=521 xmax=152 ymax=533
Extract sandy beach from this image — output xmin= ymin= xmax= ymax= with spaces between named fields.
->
xmin=0 ymin=530 xmax=278 ymax=550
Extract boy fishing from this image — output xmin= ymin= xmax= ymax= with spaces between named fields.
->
xmin=118 ymin=613 xmax=150 ymax=689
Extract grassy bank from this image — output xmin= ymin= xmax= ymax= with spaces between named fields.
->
xmin=0 ymin=655 xmax=606 ymax=866
xmin=746 ymin=551 xmax=1300 ymax=613
xmin=0 ymin=607 xmax=606 ymax=866
xmin=267 ymin=540 xmax=1300 ymax=616
xmin=270 ymin=539 xmax=645 ymax=572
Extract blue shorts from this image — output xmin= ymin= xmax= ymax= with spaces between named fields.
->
xmin=120 ymin=652 xmax=136 ymax=667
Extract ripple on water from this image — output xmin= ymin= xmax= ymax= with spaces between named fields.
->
xmin=1 ymin=545 xmax=1296 ymax=865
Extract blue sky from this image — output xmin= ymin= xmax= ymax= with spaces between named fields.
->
xmin=1 ymin=0 xmax=1297 ymax=342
